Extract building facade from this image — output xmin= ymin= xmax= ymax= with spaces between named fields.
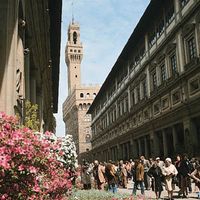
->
xmin=63 ymin=22 xmax=100 ymax=160
xmin=88 ymin=0 xmax=200 ymax=161
xmin=0 ymin=0 xmax=62 ymax=132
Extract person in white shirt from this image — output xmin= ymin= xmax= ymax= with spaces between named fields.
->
xmin=162 ymin=158 xmax=178 ymax=200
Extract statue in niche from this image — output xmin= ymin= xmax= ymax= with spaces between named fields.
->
xmin=16 ymin=68 xmax=22 ymax=95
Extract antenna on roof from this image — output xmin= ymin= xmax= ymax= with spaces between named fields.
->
xmin=72 ymin=0 xmax=74 ymax=24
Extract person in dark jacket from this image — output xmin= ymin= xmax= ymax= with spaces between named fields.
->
xmin=178 ymin=154 xmax=192 ymax=198
xmin=105 ymin=161 xmax=118 ymax=193
xmin=147 ymin=161 xmax=163 ymax=199
xmin=132 ymin=159 xmax=145 ymax=195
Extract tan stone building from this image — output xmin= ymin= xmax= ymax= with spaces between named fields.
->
xmin=88 ymin=0 xmax=200 ymax=161
xmin=63 ymin=22 xmax=100 ymax=160
xmin=0 ymin=0 xmax=62 ymax=132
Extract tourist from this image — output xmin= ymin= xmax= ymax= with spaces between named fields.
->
xmin=156 ymin=157 xmax=164 ymax=169
xmin=147 ymin=160 xmax=163 ymax=199
xmin=81 ymin=160 xmax=92 ymax=190
xmin=178 ymin=154 xmax=192 ymax=198
xmin=132 ymin=159 xmax=145 ymax=195
xmin=93 ymin=160 xmax=106 ymax=190
xmin=189 ymin=164 xmax=200 ymax=199
xmin=162 ymin=158 xmax=178 ymax=200
xmin=140 ymin=155 xmax=151 ymax=190
xmin=105 ymin=161 xmax=118 ymax=193
xmin=118 ymin=160 xmax=128 ymax=188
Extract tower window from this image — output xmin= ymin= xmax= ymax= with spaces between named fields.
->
xmin=73 ymin=31 xmax=77 ymax=44
xmin=75 ymin=75 xmax=77 ymax=78
xmin=78 ymin=50 xmax=81 ymax=53
xmin=80 ymin=93 xmax=84 ymax=98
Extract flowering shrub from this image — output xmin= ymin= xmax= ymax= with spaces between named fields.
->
xmin=0 ymin=112 xmax=77 ymax=200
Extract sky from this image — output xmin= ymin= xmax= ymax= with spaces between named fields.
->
xmin=54 ymin=0 xmax=150 ymax=137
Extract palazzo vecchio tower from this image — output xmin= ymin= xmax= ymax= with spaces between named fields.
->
xmin=63 ymin=21 xmax=100 ymax=161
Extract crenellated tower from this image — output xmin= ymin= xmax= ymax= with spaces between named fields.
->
xmin=65 ymin=22 xmax=83 ymax=95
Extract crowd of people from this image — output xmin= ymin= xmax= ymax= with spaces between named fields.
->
xmin=74 ymin=154 xmax=200 ymax=200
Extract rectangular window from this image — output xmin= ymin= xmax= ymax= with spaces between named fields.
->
xmin=187 ymin=37 xmax=197 ymax=61
xmin=172 ymin=90 xmax=181 ymax=105
xmin=149 ymin=30 xmax=156 ymax=47
xmin=142 ymin=80 xmax=147 ymax=98
xmin=165 ymin=0 xmax=175 ymax=26
xmin=132 ymin=91 xmax=135 ymax=105
xmin=161 ymin=97 xmax=169 ymax=110
xmin=137 ymin=86 xmax=140 ymax=102
xmin=157 ymin=18 xmax=165 ymax=37
xmin=125 ymin=98 xmax=129 ymax=112
xmin=144 ymin=109 xmax=149 ymax=120
xmin=189 ymin=78 xmax=200 ymax=95
xmin=170 ymin=53 xmax=177 ymax=75
xmin=153 ymin=102 xmax=160 ymax=114
xmin=160 ymin=64 xmax=167 ymax=83
xmin=152 ymin=71 xmax=157 ymax=90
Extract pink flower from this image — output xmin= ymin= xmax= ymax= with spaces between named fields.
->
xmin=12 ymin=130 xmax=23 ymax=141
xmin=1 ymin=194 xmax=8 ymax=200
xmin=29 ymin=166 xmax=37 ymax=174
xmin=0 ymin=147 xmax=6 ymax=154
xmin=6 ymin=139 xmax=15 ymax=146
xmin=58 ymin=150 xmax=64 ymax=156
xmin=4 ymin=123 xmax=11 ymax=130
xmin=0 ymin=155 xmax=11 ymax=169
xmin=33 ymin=185 xmax=40 ymax=192
xmin=18 ymin=164 xmax=25 ymax=171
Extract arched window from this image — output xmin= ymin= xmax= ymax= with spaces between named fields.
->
xmin=78 ymin=104 xmax=82 ymax=110
xmin=85 ymin=134 xmax=91 ymax=143
xmin=83 ymin=103 xmax=87 ymax=109
xmin=86 ymin=93 xmax=90 ymax=98
xmin=73 ymin=31 xmax=77 ymax=44
xmin=80 ymin=93 xmax=84 ymax=98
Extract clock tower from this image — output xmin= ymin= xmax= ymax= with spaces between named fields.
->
xmin=65 ymin=21 xmax=83 ymax=95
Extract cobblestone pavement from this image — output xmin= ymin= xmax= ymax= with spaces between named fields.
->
xmin=118 ymin=181 xmax=199 ymax=199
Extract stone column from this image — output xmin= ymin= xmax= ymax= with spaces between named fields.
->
xmin=177 ymin=31 xmax=185 ymax=73
xmin=117 ymin=144 xmax=122 ymax=160
xmin=153 ymin=131 xmax=160 ymax=157
xmin=138 ymin=139 xmax=142 ymax=156
xmin=172 ymin=125 xmax=178 ymax=153
xmin=127 ymin=86 xmax=131 ymax=112
xmin=145 ymin=33 xmax=149 ymax=58
xmin=30 ymin=78 xmax=36 ymax=104
xmin=162 ymin=129 xmax=168 ymax=157
xmin=0 ymin=1 xmax=18 ymax=115
xmin=146 ymin=66 xmax=151 ymax=97
xmin=195 ymin=20 xmax=200 ymax=57
xmin=131 ymin=139 xmax=138 ymax=158
xmin=183 ymin=118 xmax=198 ymax=156
xmin=144 ymin=137 xmax=148 ymax=158
xmin=174 ymin=0 xmax=181 ymax=22
xmin=24 ymin=51 xmax=30 ymax=100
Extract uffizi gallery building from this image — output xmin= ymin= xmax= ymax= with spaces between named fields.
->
xmin=0 ymin=1 xmax=62 ymax=132
xmin=88 ymin=0 xmax=200 ymax=161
